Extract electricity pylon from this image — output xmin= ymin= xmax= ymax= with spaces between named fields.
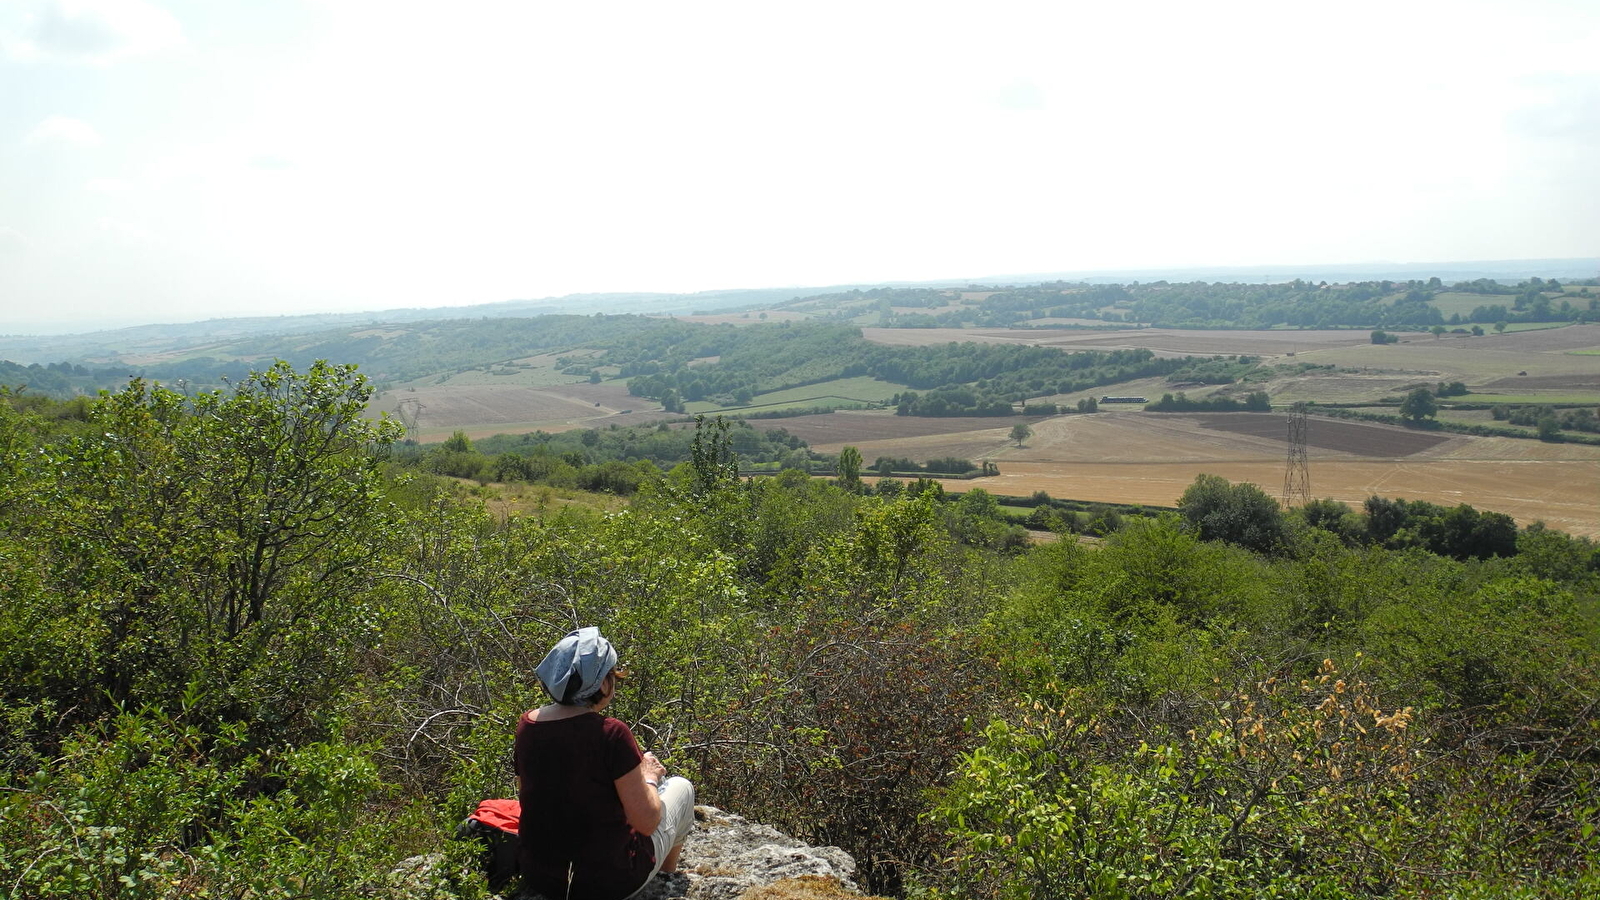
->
xmin=1283 ymin=402 xmax=1310 ymax=508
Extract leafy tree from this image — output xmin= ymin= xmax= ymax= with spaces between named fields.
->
xmin=1537 ymin=414 xmax=1562 ymax=441
xmin=10 ymin=361 xmax=402 ymax=744
xmin=836 ymin=445 xmax=863 ymax=493
xmin=442 ymin=429 xmax=473 ymax=452
xmin=1177 ymin=474 xmax=1290 ymax=556
xmin=1299 ymin=497 xmax=1358 ymax=542
xmin=688 ymin=414 xmax=740 ymax=495
xmin=1009 ymin=423 xmax=1032 ymax=447
xmin=1398 ymin=387 xmax=1438 ymax=423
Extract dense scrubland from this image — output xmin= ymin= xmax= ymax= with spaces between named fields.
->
xmin=2 ymin=363 xmax=1597 ymax=899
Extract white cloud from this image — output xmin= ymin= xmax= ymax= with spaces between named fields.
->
xmin=21 ymin=0 xmax=183 ymax=64
xmin=96 ymin=216 xmax=158 ymax=245
xmin=1507 ymin=73 xmax=1600 ymax=141
xmin=25 ymin=114 xmax=102 ymax=147
xmin=0 ymin=226 xmax=29 ymax=254
xmin=249 ymin=153 xmax=295 ymax=171
xmin=84 ymin=177 xmax=131 ymax=192
xmin=987 ymin=78 xmax=1047 ymax=112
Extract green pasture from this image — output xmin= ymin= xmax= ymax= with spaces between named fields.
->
xmin=1463 ymin=393 xmax=1600 ymax=405
xmin=1428 ymin=292 xmax=1498 ymax=319
xmin=684 ymin=376 xmax=907 ymax=415
xmin=1427 ymin=292 xmax=1586 ymax=322
xmin=756 ymin=375 xmax=906 ymax=404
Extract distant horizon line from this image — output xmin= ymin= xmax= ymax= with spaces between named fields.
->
xmin=7 ymin=255 xmax=1598 ymax=340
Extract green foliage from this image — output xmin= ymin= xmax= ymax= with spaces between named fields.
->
xmin=1165 ymin=355 xmax=1261 ymax=385
xmin=946 ymin=488 xmax=1031 ymax=554
xmin=1296 ymin=497 xmax=1361 ymax=544
xmin=1358 ymin=574 xmax=1597 ymax=726
xmin=935 ymin=663 xmax=1429 ymax=900
xmin=1146 ymin=391 xmax=1271 ymax=412
xmin=0 ymin=360 xmax=132 ymax=399
xmin=834 ymin=444 xmax=864 ymax=492
xmin=688 ymin=415 xmax=741 ymax=495
xmin=3 ymin=361 xmax=402 ymax=746
xmin=1398 ymin=387 xmax=1438 ymax=422
xmin=1177 ymin=474 xmax=1290 ymax=556
xmin=1362 ymin=496 xmax=1518 ymax=560
xmin=404 ymin=418 xmax=812 ymax=491
xmin=0 ymin=705 xmax=407 ymax=899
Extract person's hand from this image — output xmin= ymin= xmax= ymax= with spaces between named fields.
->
xmin=642 ymin=751 xmax=667 ymax=782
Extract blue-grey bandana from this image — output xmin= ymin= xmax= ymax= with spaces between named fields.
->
xmin=536 ymin=626 xmax=618 ymax=704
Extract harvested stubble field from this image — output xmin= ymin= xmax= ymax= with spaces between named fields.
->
xmin=1478 ymin=372 xmax=1600 ymax=394
xmin=369 ymin=381 xmax=675 ymax=441
xmin=749 ymin=410 xmax=1044 ymax=449
xmin=992 ymin=414 xmax=1600 ymax=538
xmin=772 ymin=409 xmax=1600 ymax=538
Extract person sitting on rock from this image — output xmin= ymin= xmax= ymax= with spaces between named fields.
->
xmin=514 ymin=626 xmax=696 ymax=899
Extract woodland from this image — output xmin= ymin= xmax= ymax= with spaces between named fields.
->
xmin=2 ymin=362 xmax=1598 ymax=899
xmin=848 ymin=277 xmax=1599 ymax=330
xmin=6 ymin=274 xmax=1597 ymax=403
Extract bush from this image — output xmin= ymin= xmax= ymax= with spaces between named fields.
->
xmin=935 ymin=661 xmax=1425 ymax=900
xmin=1178 ymin=474 xmax=1290 ymax=556
xmin=0 ymin=707 xmax=408 ymax=900
xmin=924 ymin=456 xmax=978 ymax=475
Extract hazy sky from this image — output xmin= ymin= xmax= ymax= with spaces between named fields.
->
xmin=3 ymin=1 xmax=1597 ymax=334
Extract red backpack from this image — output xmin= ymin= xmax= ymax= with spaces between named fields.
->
xmin=455 ymin=798 xmax=521 ymax=893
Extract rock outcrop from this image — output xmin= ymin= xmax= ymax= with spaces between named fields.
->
xmin=388 ymin=805 xmax=860 ymax=900
xmin=633 ymin=806 xmax=858 ymax=900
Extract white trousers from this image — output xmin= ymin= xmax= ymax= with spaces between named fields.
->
xmin=635 ymin=776 xmax=695 ymax=890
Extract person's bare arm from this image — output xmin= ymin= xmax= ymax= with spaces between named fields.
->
xmin=616 ymin=752 xmax=667 ymax=835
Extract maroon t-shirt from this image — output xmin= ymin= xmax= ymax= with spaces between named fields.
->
xmin=514 ymin=711 xmax=654 ymax=899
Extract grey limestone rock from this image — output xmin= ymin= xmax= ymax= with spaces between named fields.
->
xmin=391 ymin=805 xmax=858 ymax=900
xmin=630 ymin=806 xmax=857 ymax=900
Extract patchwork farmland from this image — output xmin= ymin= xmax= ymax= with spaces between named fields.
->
xmin=757 ymin=410 xmax=1600 ymax=538
xmin=363 ymin=322 xmax=1600 ymax=535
